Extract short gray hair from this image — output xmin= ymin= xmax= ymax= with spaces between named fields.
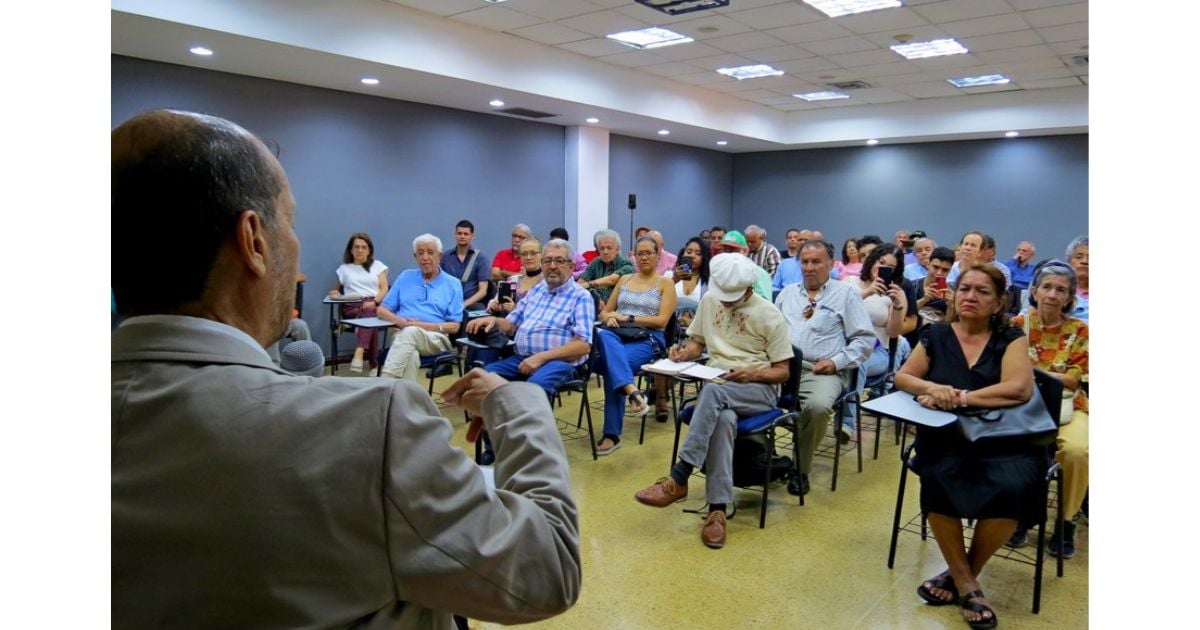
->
xmin=513 ymin=223 xmax=532 ymax=238
xmin=544 ymin=238 xmax=574 ymax=260
xmin=744 ymin=224 xmax=766 ymax=237
xmin=593 ymin=229 xmax=621 ymax=250
xmin=412 ymin=233 xmax=443 ymax=254
xmin=1029 ymin=260 xmax=1077 ymax=313
xmin=914 ymin=237 xmax=935 ymax=248
xmin=1065 ymin=235 xmax=1088 ymax=259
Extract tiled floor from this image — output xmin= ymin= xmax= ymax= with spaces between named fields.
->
xmin=372 ymin=367 xmax=1088 ymax=629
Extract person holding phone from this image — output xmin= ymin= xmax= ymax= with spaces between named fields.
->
xmin=917 ymin=247 xmax=957 ymax=325
xmin=487 ymin=237 xmax=543 ymax=316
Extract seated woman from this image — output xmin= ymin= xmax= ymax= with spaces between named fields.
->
xmin=487 ymin=237 xmax=543 ymax=316
xmin=1008 ymin=260 xmax=1088 ymax=558
xmin=649 ymin=237 xmax=712 ymax=423
xmin=895 ymin=264 xmax=1039 ymax=630
xmin=834 ymin=237 xmax=861 ymax=279
xmin=592 ymin=236 xmax=677 ymax=455
xmin=1065 ymin=236 xmax=1088 ymax=322
xmin=329 ymin=232 xmax=388 ymax=372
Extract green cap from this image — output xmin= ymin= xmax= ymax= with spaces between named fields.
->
xmin=720 ymin=230 xmax=748 ymax=248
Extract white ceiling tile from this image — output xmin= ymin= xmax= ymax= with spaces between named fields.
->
xmin=817 ymin=98 xmax=869 ymax=108
xmin=716 ymin=0 xmax=794 ymax=10
xmin=705 ymin=78 xmax=778 ymax=92
xmin=835 ymin=8 xmax=933 ymax=35
xmin=828 ymin=49 xmax=902 ymax=68
xmin=705 ymin=31 xmax=789 ymax=53
xmin=765 ymin=21 xmax=855 ymax=44
xmin=1057 ymin=55 xmax=1089 ymax=74
xmin=1036 ymin=22 xmax=1088 ymax=43
xmin=1018 ymin=77 xmax=1083 ymax=89
xmin=909 ymin=52 xmax=984 ymax=69
xmin=669 ymin=14 xmax=755 ymax=40
xmin=1021 ymin=2 xmax=1087 ymax=28
xmin=961 ymin=29 xmax=1044 ymax=53
xmin=673 ymin=70 xmax=732 ymax=85
xmin=999 ymin=56 xmax=1074 ymax=73
xmin=1006 ymin=65 xmax=1075 ymax=81
xmin=895 ymin=81 xmax=963 ymax=98
xmin=641 ymin=61 xmax=705 ymax=77
xmin=737 ymin=88 xmax=788 ymax=100
xmin=726 ymin=2 xmax=826 ymax=30
xmin=802 ymin=36 xmax=878 ymax=56
xmin=776 ymin=100 xmax=823 ymax=111
xmin=382 ymin=0 xmax=484 ymax=17
xmin=649 ymin=42 xmax=727 ymax=61
xmin=612 ymin=3 xmax=701 ymax=24
xmin=870 ymin=71 xmax=938 ymax=87
xmin=509 ymin=0 xmax=600 ymax=21
xmin=772 ymin=56 xmax=842 ymax=74
xmin=1049 ymin=39 xmax=1089 ymax=56
xmin=599 ymin=50 xmax=668 ymax=67
xmin=959 ymin=83 xmax=1022 ymax=94
xmin=849 ymin=61 xmax=925 ymax=79
xmin=940 ymin=13 xmax=1031 ymax=38
xmin=558 ymin=10 xmax=649 ymax=37
xmin=741 ymin=45 xmax=815 ymax=63
xmin=450 ymin=6 xmax=544 ymax=32
xmin=1079 ymin=75 xmax=1087 ymax=84
xmin=585 ymin=0 xmax=634 ymax=7
xmin=754 ymin=95 xmax=806 ymax=106
xmin=911 ymin=0 xmax=1014 ymax=24
xmin=689 ymin=53 xmax=757 ymax=70
xmin=507 ymin=22 xmax=593 ymax=45
xmin=556 ymin=37 xmax=630 ymax=57
xmin=1006 ymin=0 xmax=1077 ymax=8
xmin=861 ymin=26 xmax=952 ymax=48
xmin=851 ymin=87 xmax=917 ymax=103
xmin=975 ymin=44 xmax=1057 ymax=63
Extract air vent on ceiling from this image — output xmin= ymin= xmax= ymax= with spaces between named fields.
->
xmin=826 ymin=80 xmax=872 ymax=90
xmin=635 ymin=0 xmax=729 ymax=16
xmin=497 ymin=107 xmax=558 ymax=119
xmin=1071 ymin=54 xmax=1088 ymax=66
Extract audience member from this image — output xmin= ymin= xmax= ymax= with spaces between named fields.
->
xmin=488 ymin=237 xmax=543 ymax=315
xmin=782 ymin=228 xmax=805 ymax=259
xmin=492 ymin=223 xmax=532 ymax=281
xmin=708 ymin=225 xmax=727 ymax=252
xmin=648 ymin=229 xmax=677 ymax=277
xmin=1004 ymin=241 xmax=1037 ymax=290
xmin=895 ymin=264 xmax=1037 ymax=630
xmin=330 ymin=232 xmax=389 ymax=372
xmin=904 ymin=236 xmax=936 ymax=282
xmin=650 ymin=237 xmax=713 ymax=423
xmin=377 ymin=234 xmax=464 ymax=381
xmin=111 ymin=109 xmax=580 ymax=628
xmin=468 ymin=239 xmax=595 ymax=394
xmin=714 ymin=230 xmax=772 ymax=300
xmin=916 ymin=246 xmax=956 ymax=325
xmin=442 ymin=219 xmax=491 ymax=312
xmin=699 ymin=228 xmax=711 ymax=242
xmin=855 ymin=235 xmax=885 ymax=267
xmin=592 ymin=236 xmax=677 ymax=455
xmin=775 ymin=240 xmax=874 ymax=495
xmin=947 ymin=231 xmax=1012 ymax=288
xmin=634 ymin=253 xmax=792 ymax=549
xmin=835 ymin=237 xmax=862 ymax=278
xmin=744 ymin=224 xmax=781 ymax=275
xmin=579 ymin=229 xmax=634 ymax=304
xmin=550 ymin=227 xmax=588 ymax=280
xmin=1066 ymin=236 xmax=1089 ymax=322
xmin=894 ymin=230 xmax=916 ymax=266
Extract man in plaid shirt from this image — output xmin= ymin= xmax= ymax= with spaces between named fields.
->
xmin=466 ymin=238 xmax=595 ymax=394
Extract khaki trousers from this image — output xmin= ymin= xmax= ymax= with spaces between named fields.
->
xmin=1056 ymin=409 xmax=1089 ymax=517
xmin=381 ymin=327 xmax=452 ymax=381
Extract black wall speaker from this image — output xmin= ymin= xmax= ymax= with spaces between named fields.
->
xmin=628 ymin=194 xmax=637 ymax=210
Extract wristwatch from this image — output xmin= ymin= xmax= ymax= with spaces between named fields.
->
xmin=627 ymin=314 xmax=635 ymax=324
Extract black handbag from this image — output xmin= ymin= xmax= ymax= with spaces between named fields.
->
xmin=610 ymin=324 xmax=651 ymax=341
xmin=956 ymin=387 xmax=1057 ymax=443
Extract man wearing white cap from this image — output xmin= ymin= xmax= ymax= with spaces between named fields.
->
xmin=634 ymin=253 xmax=793 ymax=549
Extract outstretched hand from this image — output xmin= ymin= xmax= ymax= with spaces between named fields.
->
xmin=443 ymin=368 xmax=509 ymax=442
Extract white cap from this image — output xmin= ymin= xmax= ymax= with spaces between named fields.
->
xmin=708 ymin=253 xmax=758 ymax=302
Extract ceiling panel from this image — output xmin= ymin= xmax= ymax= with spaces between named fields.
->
xmin=802 ymin=35 xmax=878 ymax=56
xmin=669 ymin=14 xmax=755 ymax=39
xmin=383 ymin=0 xmax=482 ymax=17
xmin=450 ymin=6 xmax=543 ymax=31
xmin=960 ymin=29 xmax=1045 ymax=53
xmin=828 ymin=49 xmax=904 ymax=68
xmin=975 ymin=44 xmax=1058 ymax=63
xmin=1020 ymin=77 xmax=1084 ymax=89
xmin=765 ymin=20 xmax=855 ymax=44
xmin=741 ymin=45 xmax=816 ymax=63
xmin=557 ymin=10 xmax=648 ymax=37
xmin=1035 ymin=22 xmax=1088 ymax=43
xmin=556 ymin=37 xmax=630 ymax=57
xmin=600 ymin=51 xmax=669 ymax=67
xmin=910 ymin=0 xmax=1015 ymax=24
xmin=507 ymin=22 xmax=593 ymax=45
xmin=834 ymin=8 xmax=933 ymax=35
xmin=1021 ymin=2 xmax=1088 ymax=28
xmin=509 ymin=0 xmax=599 ymax=21
xmin=940 ymin=13 xmax=1031 ymax=38
xmin=895 ymin=81 xmax=964 ymax=98
xmin=726 ymin=2 xmax=826 ymax=30
xmin=705 ymin=31 xmax=790 ymax=53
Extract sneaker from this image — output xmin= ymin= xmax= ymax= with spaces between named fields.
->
xmin=701 ymin=510 xmax=726 ymax=549
xmin=837 ymin=427 xmax=852 ymax=445
xmin=1006 ymin=528 xmax=1028 ymax=548
xmin=786 ymin=473 xmax=811 ymax=497
xmin=350 ymin=356 xmax=365 ymax=373
xmin=635 ymin=476 xmax=688 ymax=507
xmin=1048 ymin=521 xmax=1076 ymax=559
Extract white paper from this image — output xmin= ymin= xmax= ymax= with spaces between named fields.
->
xmin=640 ymin=359 xmax=695 ymax=375
xmin=861 ymin=391 xmax=957 ymax=427
xmin=340 ymin=317 xmax=394 ymax=328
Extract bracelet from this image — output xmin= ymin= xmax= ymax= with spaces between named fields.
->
xmin=958 ymin=390 xmax=969 ymax=407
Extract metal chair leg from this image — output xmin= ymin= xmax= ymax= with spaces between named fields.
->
xmin=887 ymin=459 xmax=909 ymax=569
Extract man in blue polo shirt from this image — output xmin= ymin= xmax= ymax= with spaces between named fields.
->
xmin=441 ymin=219 xmax=492 ymax=311
xmin=466 ymin=238 xmax=594 ymax=394
xmin=377 ymin=233 xmax=464 ymax=381
xmin=1004 ymin=240 xmax=1037 ymax=290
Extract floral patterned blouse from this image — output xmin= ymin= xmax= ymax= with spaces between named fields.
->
xmin=1011 ymin=312 xmax=1089 ymax=412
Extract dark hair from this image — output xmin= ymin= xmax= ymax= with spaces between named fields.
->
xmin=677 ymin=237 xmax=712 ymax=284
xmin=982 ymin=234 xmax=996 ymax=250
xmin=112 ymin=110 xmax=284 ymax=317
xmin=550 ymin=227 xmax=570 ymax=240
xmin=860 ymin=243 xmax=901 ymax=282
xmin=950 ymin=263 xmax=1010 ymax=331
xmin=710 ymin=226 xmax=726 ymax=234
xmin=635 ymin=235 xmax=659 ymax=253
xmin=929 ymin=246 xmax=955 ymax=265
xmin=959 ymin=230 xmax=984 ymax=246
xmin=801 ymin=239 xmax=835 ymax=262
xmin=841 ymin=238 xmax=858 ymax=263
xmin=1027 ymin=259 xmax=1077 ymax=314
xmin=455 ymin=219 xmax=475 ymax=233
xmin=786 ymin=228 xmax=801 ymax=236
xmin=856 ymin=234 xmax=884 ymax=249
xmin=342 ymin=232 xmax=376 ymax=272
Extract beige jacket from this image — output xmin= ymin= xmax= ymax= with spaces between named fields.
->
xmin=112 ymin=316 xmax=580 ymax=628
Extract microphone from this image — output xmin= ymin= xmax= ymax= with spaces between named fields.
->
xmin=281 ymin=340 xmax=326 ymax=377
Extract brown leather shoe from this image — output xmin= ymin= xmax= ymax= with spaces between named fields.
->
xmin=635 ymin=476 xmax=688 ymax=507
xmin=701 ymin=511 xmax=726 ymax=549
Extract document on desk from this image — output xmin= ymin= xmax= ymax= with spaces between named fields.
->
xmin=341 ymin=317 xmax=394 ymax=328
xmin=861 ymin=392 xmax=957 ymax=428
xmin=641 ymin=359 xmax=727 ymax=383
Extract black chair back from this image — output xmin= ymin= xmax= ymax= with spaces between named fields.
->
xmin=1033 ymin=368 xmax=1065 ymax=427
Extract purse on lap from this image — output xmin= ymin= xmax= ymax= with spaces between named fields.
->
xmin=956 ymin=386 xmax=1058 ymax=443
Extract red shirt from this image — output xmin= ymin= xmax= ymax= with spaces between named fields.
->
xmin=492 ymin=248 xmax=522 ymax=275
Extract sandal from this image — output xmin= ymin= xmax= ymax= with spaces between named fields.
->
xmin=960 ymin=590 xmax=998 ymax=630
xmin=916 ymin=571 xmax=959 ymax=606
xmin=626 ymin=390 xmax=649 ymax=417
xmin=596 ymin=436 xmax=621 ymax=456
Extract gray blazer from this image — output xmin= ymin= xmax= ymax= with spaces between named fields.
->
xmin=112 ymin=316 xmax=580 ymax=629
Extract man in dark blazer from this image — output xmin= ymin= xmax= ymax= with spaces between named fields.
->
xmin=111 ymin=109 xmax=580 ymax=629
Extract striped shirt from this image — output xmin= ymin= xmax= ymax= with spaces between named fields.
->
xmin=775 ymin=278 xmax=875 ymax=372
xmin=617 ymin=284 xmax=662 ymax=318
xmin=507 ymin=280 xmax=595 ymax=365
xmin=749 ymin=242 xmax=781 ymax=276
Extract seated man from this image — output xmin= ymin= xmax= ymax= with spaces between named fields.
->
xmin=775 ymin=240 xmax=874 ymax=495
xmin=634 ymin=253 xmax=792 ymax=549
xmin=648 ymin=230 xmax=677 ymax=277
xmin=377 ymin=234 xmax=464 ymax=381
xmin=915 ymin=246 xmax=956 ymax=325
xmin=714 ymin=230 xmax=772 ymax=300
xmin=468 ymin=239 xmax=595 ymax=394
xmin=492 ymin=223 xmax=532 ymax=281
xmin=903 ymin=236 xmax=936 ymax=282
xmin=578 ymin=229 xmax=634 ymax=304
xmin=1004 ymin=240 xmax=1037 ymax=290
xmin=947 ymin=231 xmax=1012 ymax=288
xmin=744 ymin=224 xmax=781 ymax=276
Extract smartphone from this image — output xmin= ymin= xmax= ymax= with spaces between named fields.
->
xmin=497 ymin=282 xmax=513 ymax=301
xmin=680 ymin=263 xmax=691 ymax=273
xmin=934 ymin=276 xmax=948 ymax=291
xmin=877 ymin=265 xmax=895 ymax=285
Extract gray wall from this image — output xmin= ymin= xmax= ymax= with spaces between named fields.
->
xmin=112 ymin=55 xmax=565 ymax=353
xmin=608 ymin=134 xmax=732 ymax=254
xmin=731 ymin=135 xmax=1088 ymax=260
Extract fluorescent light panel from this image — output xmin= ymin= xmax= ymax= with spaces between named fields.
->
xmin=794 ymin=91 xmax=849 ymax=101
xmin=606 ymin=27 xmax=694 ymax=50
xmin=803 ymin=0 xmax=902 ymax=18
xmin=189 ymin=46 xmax=213 ymax=56
xmin=948 ymin=74 xmax=1010 ymax=88
xmin=891 ymin=38 xmax=968 ymax=60
xmin=716 ymin=64 xmax=784 ymax=80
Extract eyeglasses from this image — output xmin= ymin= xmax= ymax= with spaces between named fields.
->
xmin=803 ymin=298 xmax=817 ymax=320
xmin=634 ymin=251 xmax=658 ymax=258
xmin=541 ymin=257 xmax=571 ymax=266
xmin=519 ymin=250 xmax=541 ymax=257
xmin=512 ymin=233 xmax=525 ymax=238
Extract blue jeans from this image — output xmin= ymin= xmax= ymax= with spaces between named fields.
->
xmin=484 ymin=354 xmax=578 ymax=397
xmin=842 ymin=337 xmax=911 ymax=431
xmin=593 ymin=329 xmax=664 ymax=439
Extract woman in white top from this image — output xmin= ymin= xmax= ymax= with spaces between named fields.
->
xmin=329 ymin=232 xmax=389 ymax=372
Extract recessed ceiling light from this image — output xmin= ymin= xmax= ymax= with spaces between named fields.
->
xmin=717 ymin=140 xmax=728 ymax=146
xmin=891 ymin=38 xmax=968 ymax=60
xmin=483 ymin=0 xmax=509 ymax=3
xmin=360 ymin=77 xmax=380 ymax=85
xmin=866 ymin=139 xmax=879 ymax=145
xmin=803 ymin=0 xmax=901 ymax=18
xmin=794 ymin=91 xmax=849 ymax=101
xmin=586 ymin=117 xmax=600 ymax=124
xmin=489 ymin=99 xmax=505 ymax=107
xmin=657 ymin=130 xmax=670 ymax=136
xmin=716 ymin=64 xmax=784 ymax=80
xmin=189 ymin=46 xmax=213 ymax=56
xmin=948 ymin=74 xmax=1010 ymax=88
xmin=1005 ymin=131 xmax=1020 ymax=138
xmin=606 ymin=27 xmax=694 ymax=50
